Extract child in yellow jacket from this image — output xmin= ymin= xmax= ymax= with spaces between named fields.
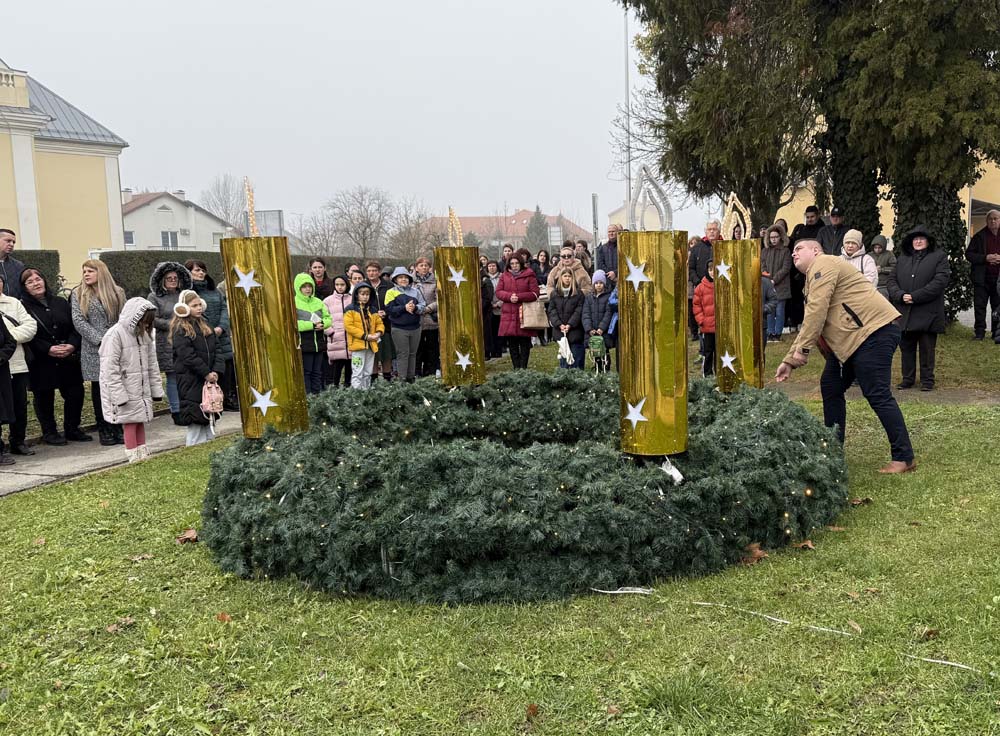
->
xmin=343 ymin=282 xmax=384 ymax=390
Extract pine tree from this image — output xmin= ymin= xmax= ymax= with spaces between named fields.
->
xmin=523 ymin=206 xmax=550 ymax=252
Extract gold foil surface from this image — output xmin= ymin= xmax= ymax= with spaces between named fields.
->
xmin=618 ymin=231 xmax=688 ymax=456
xmin=434 ymin=246 xmax=486 ymax=386
xmin=220 ymin=237 xmax=310 ymax=438
xmin=713 ymin=239 xmax=764 ymax=392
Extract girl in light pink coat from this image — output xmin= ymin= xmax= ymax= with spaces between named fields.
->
xmin=323 ymin=275 xmax=353 ymax=388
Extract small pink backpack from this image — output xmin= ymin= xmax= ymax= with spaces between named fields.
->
xmin=201 ymin=382 xmax=224 ymax=418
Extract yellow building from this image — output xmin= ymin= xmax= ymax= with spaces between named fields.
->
xmin=0 ymin=58 xmax=127 ymax=274
xmin=776 ymin=162 xmax=1000 ymax=243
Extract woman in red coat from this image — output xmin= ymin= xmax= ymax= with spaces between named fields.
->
xmin=496 ymin=253 xmax=540 ymax=370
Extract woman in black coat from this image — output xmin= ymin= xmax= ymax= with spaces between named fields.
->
xmin=887 ymin=225 xmax=951 ymax=391
xmin=0 ymin=312 xmax=15 ymax=463
xmin=19 ymin=268 xmax=92 ymax=444
xmin=546 ymin=268 xmax=585 ymax=369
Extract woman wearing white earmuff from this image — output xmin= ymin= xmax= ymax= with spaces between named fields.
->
xmin=169 ymin=289 xmax=224 ymax=446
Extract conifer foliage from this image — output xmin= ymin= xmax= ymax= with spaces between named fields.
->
xmin=202 ymin=373 xmax=847 ymax=603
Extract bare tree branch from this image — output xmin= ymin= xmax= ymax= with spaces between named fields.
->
xmin=295 ymin=208 xmax=340 ymax=257
xmin=199 ymin=174 xmax=245 ymax=232
xmin=327 ymin=186 xmax=393 ymax=261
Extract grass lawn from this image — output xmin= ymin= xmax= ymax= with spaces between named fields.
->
xmin=2 ymin=397 xmax=999 ymax=734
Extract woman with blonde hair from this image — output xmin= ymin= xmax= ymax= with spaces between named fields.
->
xmin=170 ymin=289 xmax=223 ymax=446
xmin=71 ymin=259 xmax=125 ymax=446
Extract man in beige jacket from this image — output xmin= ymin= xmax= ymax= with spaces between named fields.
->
xmin=776 ymin=239 xmax=915 ymax=474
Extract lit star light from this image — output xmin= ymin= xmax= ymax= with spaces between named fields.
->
xmin=625 ymin=397 xmax=649 ymax=430
xmin=250 ymin=387 xmax=278 ymax=416
xmin=721 ymin=351 xmax=737 ymax=373
xmin=716 ymin=260 xmax=732 ymax=283
xmin=233 ymin=266 xmax=262 ymax=296
xmin=455 ymin=351 xmax=472 ymax=371
xmin=447 ymin=265 xmax=467 ymax=288
xmin=625 ymin=257 xmax=652 ymax=291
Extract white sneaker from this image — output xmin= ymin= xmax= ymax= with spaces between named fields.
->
xmin=125 ymin=447 xmax=140 ymax=464
xmin=435 ymin=369 xmax=441 ymax=378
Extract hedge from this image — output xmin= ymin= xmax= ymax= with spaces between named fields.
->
xmin=100 ymin=250 xmax=415 ymax=298
xmin=14 ymin=251 xmax=61 ymax=292
xmin=202 ymin=373 xmax=849 ymax=604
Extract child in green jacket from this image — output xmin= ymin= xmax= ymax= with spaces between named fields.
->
xmin=294 ymin=273 xmax=332 ymax=394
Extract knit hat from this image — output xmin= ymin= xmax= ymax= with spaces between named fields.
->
xmin=843 ymin=229 xmax=863 ymax=247
xmin=592 ymin=270 xmax=607 ymax=285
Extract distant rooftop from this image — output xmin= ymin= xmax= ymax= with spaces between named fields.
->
xmin=0 ymin=57 xmax=127 ymax=148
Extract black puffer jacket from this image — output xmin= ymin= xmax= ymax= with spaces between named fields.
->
xmin=547 ymin=288 xmax=585 ymax=345
xmin=887 ymin=225 xmax=951 ymax=333
xmin=172 ymin=326 xmax=224 ymax=425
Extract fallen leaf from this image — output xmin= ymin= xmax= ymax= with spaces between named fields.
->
xmin=908 ymin=521 xmax=922 ymax=527
xmin=106 ymin=616 xmax=135 ymax=634
xmin=216 ymin=612 xmax=232 ymax=623
xmin=846 ymin=591 xmax=860 ymax=600
xmin=526 ymin=703 xmax=540 ymax=722
xmin=825 ymin=526 xmax=847 ymax=532
xmin=740 ymin=543 xmax=769 ymax=565
xmin=33 ymin=537 xmax=46 ymax=546
xmin=606 ymin=705 xmax=622 ymax=716
xmin=130 ymin=553 xmax=154 ymax=562
xmin=864 ymin=587 xmax=881 ymax=595
xmin=850 ymin=497 xmax=873 ymax=507
xmin=99 ymin=500 xmax=110 ymax=509
xmin=54 ymin=680 xmax=64 ymax=690
xmin=919 ymin=627 xmax=940 ymax=640
xmin=793 ymin=540 xmax=816 ymax=550
xmin=175 ymin=529 xmax=199 ymax=545
xmin=847 ymin=620 xmax=862 ymax=634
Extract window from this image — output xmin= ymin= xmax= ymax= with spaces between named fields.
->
xmin=212 ymin=232 xmax=224 ymax=247
xmin=160 ymin=231 xmax=179 ymax=250
xmin=124 ymin=231 xmax=134 ymax=248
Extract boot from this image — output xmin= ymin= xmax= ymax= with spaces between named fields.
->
xmin=137 ymin=444 xmax=150 ymax=461
xmin=125 ymin=446 xmax=140 ymax=463
xmin=99 ymin=427 xmax=117 ymax=446
xmin=171 ymin=413 xmax=183 ymax=426
xmin=114 ymin=425 xmax=125 ymax=444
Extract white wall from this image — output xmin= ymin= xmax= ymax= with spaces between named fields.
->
xmin=123 ymin=195 xmax=228 ymax=251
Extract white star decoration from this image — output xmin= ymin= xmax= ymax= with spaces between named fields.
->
xmin=721 ymin=351 xmax=737 ymax=374
xmin=233 ymin=266 xmax=262 ymax=297
xmin=250 ymin=386 xmax=278 ymax=416
xmin=625 ymin=397 xmax=649 ymax=430
xmin=455 ymin=351 xmax=472 ymax=371
xmin=624 ymin=257 xmax=652 ymax=291
xmin=716 ymin=260 xmax=732 ymax=283
xmin=447 ymin=265 xmax=467 ymax=288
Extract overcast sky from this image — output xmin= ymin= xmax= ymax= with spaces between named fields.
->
xmin=3 ymin=0 xmax=708 ymax=239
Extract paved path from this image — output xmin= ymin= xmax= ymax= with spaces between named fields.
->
xmin=0 ymin=413 xmax=242 ymax=498
xmin=775 ymin=381 xmax=1000 ymax=406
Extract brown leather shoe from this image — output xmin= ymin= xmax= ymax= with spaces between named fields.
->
xmin=879 ymin=460 xmax=916 ymax=474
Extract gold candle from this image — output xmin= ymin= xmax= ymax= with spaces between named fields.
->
xmin=618 ymin=231 xmax=689 ymax=456
xmin=220 ymin=236 xmax=310 ymax=438
xmin=434 ymin=246 xmax=486 ymax=386
xmin=713 ymin=239 xmax=764 ymax=391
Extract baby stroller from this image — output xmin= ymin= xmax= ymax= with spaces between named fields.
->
xmin=588 ymin=334 xmax=610 ymax=373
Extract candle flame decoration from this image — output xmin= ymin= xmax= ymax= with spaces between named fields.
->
xmin=447 ymin=207 xmax=464 ymax=248
xmin=721 ymin=191 xmax=752 ymax=241
xmin=244 ymin=176 xmax=259 ymax=237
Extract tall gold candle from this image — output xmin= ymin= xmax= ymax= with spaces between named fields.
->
xmin=220 ymin=236 xmax=310 ymax=438
xmin=618 ymin=231 xmax=688 ymax=456
xmin=434 ymin=246 xmax=486 ymax=386
xmin=713 ymin=239 xmax=764 ymax=391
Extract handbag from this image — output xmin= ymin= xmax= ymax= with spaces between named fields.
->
xmin=201 ymin=381 xmax=224 ymax=419
xmin=519 ymin=300 xmax=548 ymax=331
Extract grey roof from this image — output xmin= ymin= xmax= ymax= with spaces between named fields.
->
xmin=26 ymin=77 xmax=128 ymax=148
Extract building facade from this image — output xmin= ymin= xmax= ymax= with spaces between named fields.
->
xmin=122 ymin=190 xmax=233 ymax=252
xmin=0 ymin=58 xmax=128 ymax=271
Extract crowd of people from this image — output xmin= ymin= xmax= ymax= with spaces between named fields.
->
xmin=0 ymin=206 xmax=995 ymax=469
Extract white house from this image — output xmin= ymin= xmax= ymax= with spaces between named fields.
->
xmin=121 ymin=190 xmax=233 ymax=251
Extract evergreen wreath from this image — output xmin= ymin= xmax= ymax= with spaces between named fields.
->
xmin=202 ymin=373 xmax=848 ymax=603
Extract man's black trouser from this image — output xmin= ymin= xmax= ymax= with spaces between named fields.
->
xmin=972 ymin=279 xmax=999 ymax=338
xmin=819 ymin=323 xmax=913 ymax=463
